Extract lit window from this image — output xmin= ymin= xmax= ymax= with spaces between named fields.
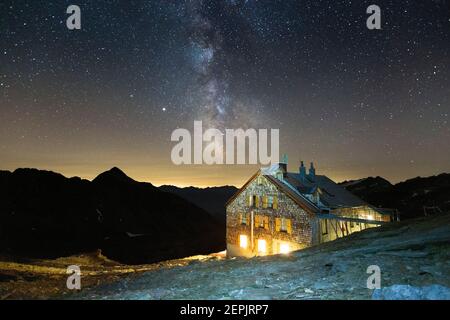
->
xmin=258 ymin=239 xmax=266 ymax=253
xmin=253 ymin=195 xmax=259 ymax=208
xmin=259 ymin=216 xmax=265 ymax=228
xmin=239 ymin=235 xmax=248 ymax=249
xmin=367 ymin=215 xmax=375 ymax=221
xmin=280 ymin=243 xmax=290 ymax=254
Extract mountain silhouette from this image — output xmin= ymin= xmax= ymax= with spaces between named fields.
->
xmin=340 ymin=174 xmax=450 ymax=219
xmin=159 ymin=185 xmax=238 ymax=224
xmin=0 ymin=168 xmax=224 ymax=264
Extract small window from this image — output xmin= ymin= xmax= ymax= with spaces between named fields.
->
xmin=252 ymin=195 xmax=258 ymax=208
xmin=321 ymin=219 xmax=328 ymax=235
xmin=268 ymin=196 xmax=274 ymax=209
xmin=258 ymin=216 xmax=265 ymax=228
xmin=350 ymin=221 xmax=354 ymax=228
xmin=241 ymin=213 xmax=248 ymax=225
xmin=273 ymin=196 xmax=278 ymax=209
xmin=280 ymin=218 xmax=288 ymax=232
xmin=276 ymin=217 xmax=290 ymax=233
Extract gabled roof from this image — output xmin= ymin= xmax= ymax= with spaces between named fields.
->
xmin=225 ymin=170 xmax=261 ymax=207
xmin=225 ymin=169 xmax=320 ymax=214
xmin=226 ymin=163 xmax=373 ymax=214
xmin=286 ymin=173 xmax=367 ymax=208
xmin=264 ymin=174 xmax=320 ymax=214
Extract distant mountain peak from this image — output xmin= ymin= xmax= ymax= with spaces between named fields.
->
xmin=107 ymin=167 xmax=127 ymax=176
xmin=341 ymin=173 xmax=450 ymax=219
xmin=340 ymin=176 xmax=392 ymax=188
xmin=94 ymin=167 xmax=135 ymax=183
xmin=0 ymin=166 xmax=223 ymax=264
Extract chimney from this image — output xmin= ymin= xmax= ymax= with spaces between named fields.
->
xmin=299 ymin=161 xmax=306 ymax=180
xmin=277 ymin=154 xmax=287 ymax=174
xmin=309 ymin=162 xmax=316 ymax=180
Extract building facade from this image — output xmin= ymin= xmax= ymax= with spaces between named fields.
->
xmin=226 ymin=159 xmax=393 ymax=257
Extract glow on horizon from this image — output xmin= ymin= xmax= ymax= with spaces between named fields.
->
xmin=1 ymin=162 xmax=447 ymax=188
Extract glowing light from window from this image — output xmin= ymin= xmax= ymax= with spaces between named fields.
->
xmin=280 ymin=243 xmax=290 ymax=254
xmin=258 ymin=239 xmax=267 ymax=253
xmin=239 ymin=235 xmax=248 ymax=249
xmin=367 ymin=215 xmax=375 ymax=221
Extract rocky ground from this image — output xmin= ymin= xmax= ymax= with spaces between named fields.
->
xmin=1 ymin=214 xmax=449 ymax=300
xmin=0 ymin=252 xmax=225 ymax=299
xmin=76 ymin=214 xmax=450 ymax=300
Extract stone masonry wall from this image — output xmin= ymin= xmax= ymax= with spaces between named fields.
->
xmin=227 ymin=173 xmax=313 ymax=257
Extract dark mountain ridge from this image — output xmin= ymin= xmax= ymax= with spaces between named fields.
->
xmin=340 ymin=173 xmax=450 ymax=219
xmin=0 ymin=168 xmax=224 ymax=264
xmin=159 ymin=185 xmax=238 ymax=224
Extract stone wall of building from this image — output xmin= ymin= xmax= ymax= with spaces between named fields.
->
xmin=226 ymin=173 xmax=314 ymax=257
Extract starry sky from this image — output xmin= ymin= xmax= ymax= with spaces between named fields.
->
xmin=1 ymin=0 xmax=449 ymax=187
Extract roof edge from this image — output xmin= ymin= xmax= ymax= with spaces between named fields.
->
xmin=225 ymin=169 xmax=261 ymax=207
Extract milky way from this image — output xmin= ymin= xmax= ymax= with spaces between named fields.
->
xmin=186 ymin=0 xmax=266 ymax=129
xmin=1 ymin=0 xmax=450 ymax=186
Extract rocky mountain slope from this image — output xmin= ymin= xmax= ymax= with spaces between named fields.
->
xmin=341 ymin=174 xmax=450 ymax=219
xmin=340 ymin=176 xmax=393 ymax=194
xmin=0 ymin=168 xmax=224 ymax=264
xmin=70 ymin=213 xmax=450 ymax=300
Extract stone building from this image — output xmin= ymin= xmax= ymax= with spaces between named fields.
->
xmin=226 ymin=158 xmax=394 ymax=257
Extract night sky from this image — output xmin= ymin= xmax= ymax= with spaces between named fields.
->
xmin=1 ymin=0 xmax=449 ymax=187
